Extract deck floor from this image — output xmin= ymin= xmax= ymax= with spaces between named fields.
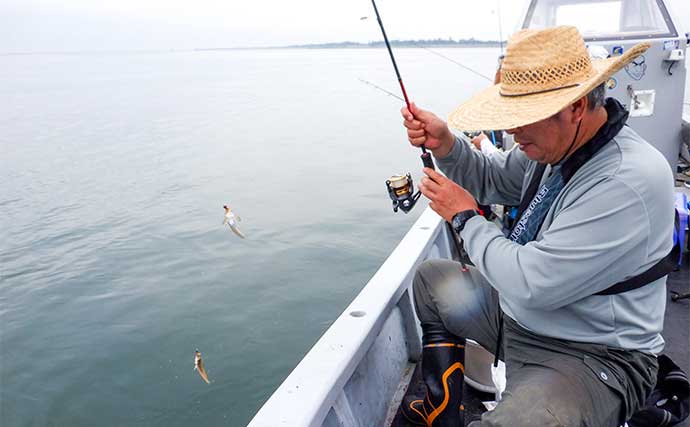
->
xmin=392 ymin=262 xmax=690 ymax=427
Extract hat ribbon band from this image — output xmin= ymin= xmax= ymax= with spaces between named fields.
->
xmin=500 ymin=83 xmax=580 ymax=98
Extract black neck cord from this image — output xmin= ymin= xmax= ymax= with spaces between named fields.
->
xmin=553 ymin=119 xmax=583 ymax=166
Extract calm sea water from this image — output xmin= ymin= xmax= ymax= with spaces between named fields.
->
xmin=3 ymin=48 xmax=689 ymax=427
xmin=0 ymin=48 xmax=500 ymax=426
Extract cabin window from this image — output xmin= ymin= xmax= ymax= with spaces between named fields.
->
xmin=523 ymin=0 xmax=677 ymax=40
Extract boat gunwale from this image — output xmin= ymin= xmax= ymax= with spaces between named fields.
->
xmin=247 ymin=207 xmax=447 ymax=427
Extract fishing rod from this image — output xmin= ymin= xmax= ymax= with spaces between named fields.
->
xmin=369 ymin=0 xmax=429 ymax=214
xmin=370 ymin=0 xmax=470 ymax=271
xmin=370 ymin=0 xmax=434 ymax=171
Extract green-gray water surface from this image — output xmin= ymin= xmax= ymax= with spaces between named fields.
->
xmin=1 ymin=47 xmax=500 ymax=426
xmin=4 ymin=48 xmax=688 ymax=427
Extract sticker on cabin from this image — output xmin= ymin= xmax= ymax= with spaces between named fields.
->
xmin=663 ymin=40 xmax=680 ymax=51
xmin=612 ymin=46 xmax=624 ymax=56
xmin=605 ymin=77 xmax=617 ymax=90
xmin=624 ymin=55 xmax=647 ymax=81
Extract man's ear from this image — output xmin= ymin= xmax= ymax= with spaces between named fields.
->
xmin=571 ymin=97 xmax=587 ymax=122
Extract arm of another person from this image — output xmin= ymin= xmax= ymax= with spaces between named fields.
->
xmin=471 ymin=133 xmax=500 ymax=157
xmin=460 ymin=176 xmax=670 ymax=310
xmin=402 ymin=103 xmax=529 ymax=206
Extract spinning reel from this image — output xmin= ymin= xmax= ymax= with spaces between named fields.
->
xmin=385 ymin=132 xmax=481 ymax=214
xmin=386 ymin=173 xmax=421 ymax=214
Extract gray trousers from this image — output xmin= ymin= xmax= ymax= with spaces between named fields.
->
xmin=413 ymin=259 xmax=657 ymax=427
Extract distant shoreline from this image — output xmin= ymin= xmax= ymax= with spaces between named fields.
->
xmin=202 ymin=39 xmax=504 ymax=51
xmin=1 ymin=39 xmax=504 ymax=56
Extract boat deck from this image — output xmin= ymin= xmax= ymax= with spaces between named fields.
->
xmin=392 ymin=261 xmax=690 ymax=427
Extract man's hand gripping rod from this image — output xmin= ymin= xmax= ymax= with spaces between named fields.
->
xmin=370 ymin=0 xmax=468 ymax=271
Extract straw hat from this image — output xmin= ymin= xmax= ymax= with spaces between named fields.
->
xmin=448 ymin=26 xmax=650 ymax=131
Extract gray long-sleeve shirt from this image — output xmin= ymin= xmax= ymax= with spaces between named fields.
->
xmin=439 ymin=125 xmax=674 ymax=354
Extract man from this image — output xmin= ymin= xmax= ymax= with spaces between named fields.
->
xmin=399 ymin=26 xmax=675 ymax=427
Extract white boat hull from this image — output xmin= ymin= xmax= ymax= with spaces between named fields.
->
xmin=248 ymin=207 xmax=452 ymax=427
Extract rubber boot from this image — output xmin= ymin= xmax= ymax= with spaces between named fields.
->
xmin=401 ymin=322 xmax=465 ymax=427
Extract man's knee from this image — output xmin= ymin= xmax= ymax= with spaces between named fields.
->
xmin=412 ymin=260 xmax=445 ymax=322
xmin=412 ymin=260 xmax=465 ymax=321
xmin=412 ymin=261 xmax=495 ymax=336
xmin=413 ymin=260 xmax=474 ymax=302
xmin=412 ymin=259 xmax=435 ymax=297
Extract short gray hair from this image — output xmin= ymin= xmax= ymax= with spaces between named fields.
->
xmin=586 ymin=82 xmax=606 ymax=110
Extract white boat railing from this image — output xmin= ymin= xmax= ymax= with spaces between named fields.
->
xmin=247 ymin=207 xmax=453 ymax=427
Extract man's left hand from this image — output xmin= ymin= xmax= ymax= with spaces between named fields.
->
xmin=418 ymin=168 xmax=479 ymax=222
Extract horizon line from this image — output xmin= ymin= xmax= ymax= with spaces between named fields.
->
xmin=1 ymin=38 xmax=505 ymax=56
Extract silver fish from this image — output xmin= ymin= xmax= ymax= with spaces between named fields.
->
xmin=223 ymin=205 xmax=245 ymax=239
xmin=194 ymin=350 xmax=210 ymax=384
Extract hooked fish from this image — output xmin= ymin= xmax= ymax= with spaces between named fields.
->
xmin=223 ymin=205 xmax=246 ymax=239
xmin=194 ymin=350 xmax=210 ymax=384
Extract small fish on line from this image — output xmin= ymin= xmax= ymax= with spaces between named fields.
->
xmin=223 ymin=205 xmax=245 ymax=239
xmin=194 ymin=350 xmax=210 ymax=384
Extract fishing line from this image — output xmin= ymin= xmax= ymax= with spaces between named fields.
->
xmin=496 ymin=0 xmax=504 ymax=55
xmin=420 ymin=47 xmax=493 ymax=82
xmin=358 ymin=78 xmax=404 ymax=101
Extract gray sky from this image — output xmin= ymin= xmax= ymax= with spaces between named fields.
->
xmin=2 ymin=0 xmax=689 ymax=53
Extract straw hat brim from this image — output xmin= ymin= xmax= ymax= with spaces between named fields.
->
xmin=447 ymin=42 xmax=650 ymax=131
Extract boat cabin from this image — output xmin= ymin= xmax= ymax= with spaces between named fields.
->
xmin=521 ymin=0 xmax=688 ymax=169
